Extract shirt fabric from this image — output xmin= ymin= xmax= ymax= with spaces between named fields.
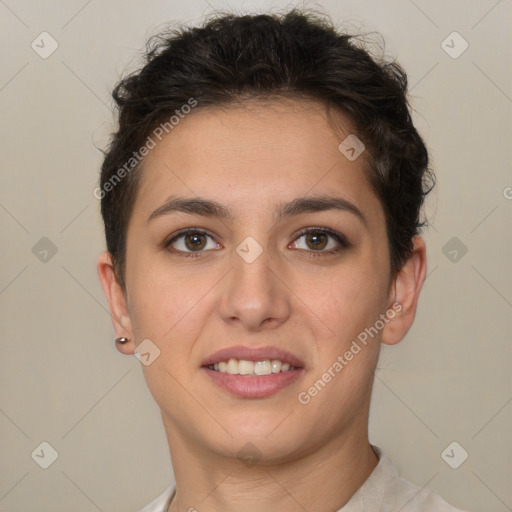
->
xmin=137 ymin=445 xmax=468 ymax=512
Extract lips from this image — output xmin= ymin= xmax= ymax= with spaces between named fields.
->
xmin=201 ymin=345 xmax=305 ymax=368
xmin=201 ymin=345 xmax=305 ymax=399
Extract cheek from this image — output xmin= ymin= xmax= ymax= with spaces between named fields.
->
xmin=126 ymin=265 xmax=214 ymax=410
xmin=126 ymin=255 xmax=217 ymax=346
xmin=295 ymin=269 xmax=385 ymax=419
xmin=292 ymin=258 xmax=388 ymax=341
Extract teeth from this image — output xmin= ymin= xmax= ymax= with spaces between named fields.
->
xmin=210 ymin=358 xmax=296 ymax=376
xmin=227 ymin=359 xmax=238 ymax=374
xmin=254 ymin=360 xmax=272 ymax=375
xmin=271 ymin=360 xmax=282 ymax=373
xmin=238 ymin=360 xmax=254 ymax=375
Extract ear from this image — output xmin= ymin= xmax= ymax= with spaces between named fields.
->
xmin=97 ymin=251 xmax=135 ymax=355
xmin=381 ymin=236 xmax=427 ymax=346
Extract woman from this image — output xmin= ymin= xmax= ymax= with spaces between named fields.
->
xmin=96 ymin=9 xmax=468 ymax=512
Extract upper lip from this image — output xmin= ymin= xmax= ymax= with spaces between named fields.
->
xmin=201 ymin=345 xmax=305 ymax=368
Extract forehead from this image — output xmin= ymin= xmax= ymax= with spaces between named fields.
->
xmin=143 ymin=98 xmax=349 ymax=164
xmin=133 ymin=98 xmax=383 ymax=222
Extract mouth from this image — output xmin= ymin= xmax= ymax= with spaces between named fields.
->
xmin=205 ymin=358 xmax=299 ymax=375
xmin=201 ymin=346 xmax=305 ymax=398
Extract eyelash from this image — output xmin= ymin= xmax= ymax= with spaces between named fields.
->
xmin=164 ymin=227 xmax=350 ymax=259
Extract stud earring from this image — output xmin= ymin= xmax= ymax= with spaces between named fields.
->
xmin=115 ymin=337 xmax=130 ymax=344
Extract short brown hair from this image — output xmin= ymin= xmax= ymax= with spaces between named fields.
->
xmin=99 ymin=8 xmax=434 ymax=288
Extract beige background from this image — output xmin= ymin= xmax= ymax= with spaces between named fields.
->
xmin=1 ymin=0 xmax=511 ymax=511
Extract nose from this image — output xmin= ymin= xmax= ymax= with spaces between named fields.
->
xmin=218 ymin=243 xmax=292 ymax=332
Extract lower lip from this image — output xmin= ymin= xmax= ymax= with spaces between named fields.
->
xmin=202 ymin=368 xmax=304 ymax=398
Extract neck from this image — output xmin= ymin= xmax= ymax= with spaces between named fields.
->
xmin=164 ymin=416 xmax=378 ymax=512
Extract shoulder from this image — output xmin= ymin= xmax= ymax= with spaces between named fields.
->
xmin=372 ymin=448 xmax=469 ymax=512
xmin=386 ymin=473 xmax=469 ymax=511
xmin=136 ymin=482 xmax=175 ymax=512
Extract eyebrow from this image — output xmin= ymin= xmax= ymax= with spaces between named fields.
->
xmin=147 ymin=194 xmax=367 ymax=225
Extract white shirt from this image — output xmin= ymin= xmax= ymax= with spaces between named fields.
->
xmin=137 ymin=446 xmax=469 ymax=512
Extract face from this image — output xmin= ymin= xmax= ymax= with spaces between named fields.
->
xmin=116 ymin=99 xmax=397 ymax=463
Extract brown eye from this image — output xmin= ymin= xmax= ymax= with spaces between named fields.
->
xmin=290 ymin=228 xmax=349 ymax=254
xmin=167 ymin=229 xmax=220 ymax=253
xmin=184 ymin=233 xmax=207 ymax=251
xmin=304 ymin=231 xmax=328 ymax=250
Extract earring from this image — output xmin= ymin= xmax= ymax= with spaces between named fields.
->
xmin=115 ymin=337 xmax=130 ymax=344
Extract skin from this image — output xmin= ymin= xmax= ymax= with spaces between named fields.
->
xmin=98 ymin=98 xmax=427 ymax=512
